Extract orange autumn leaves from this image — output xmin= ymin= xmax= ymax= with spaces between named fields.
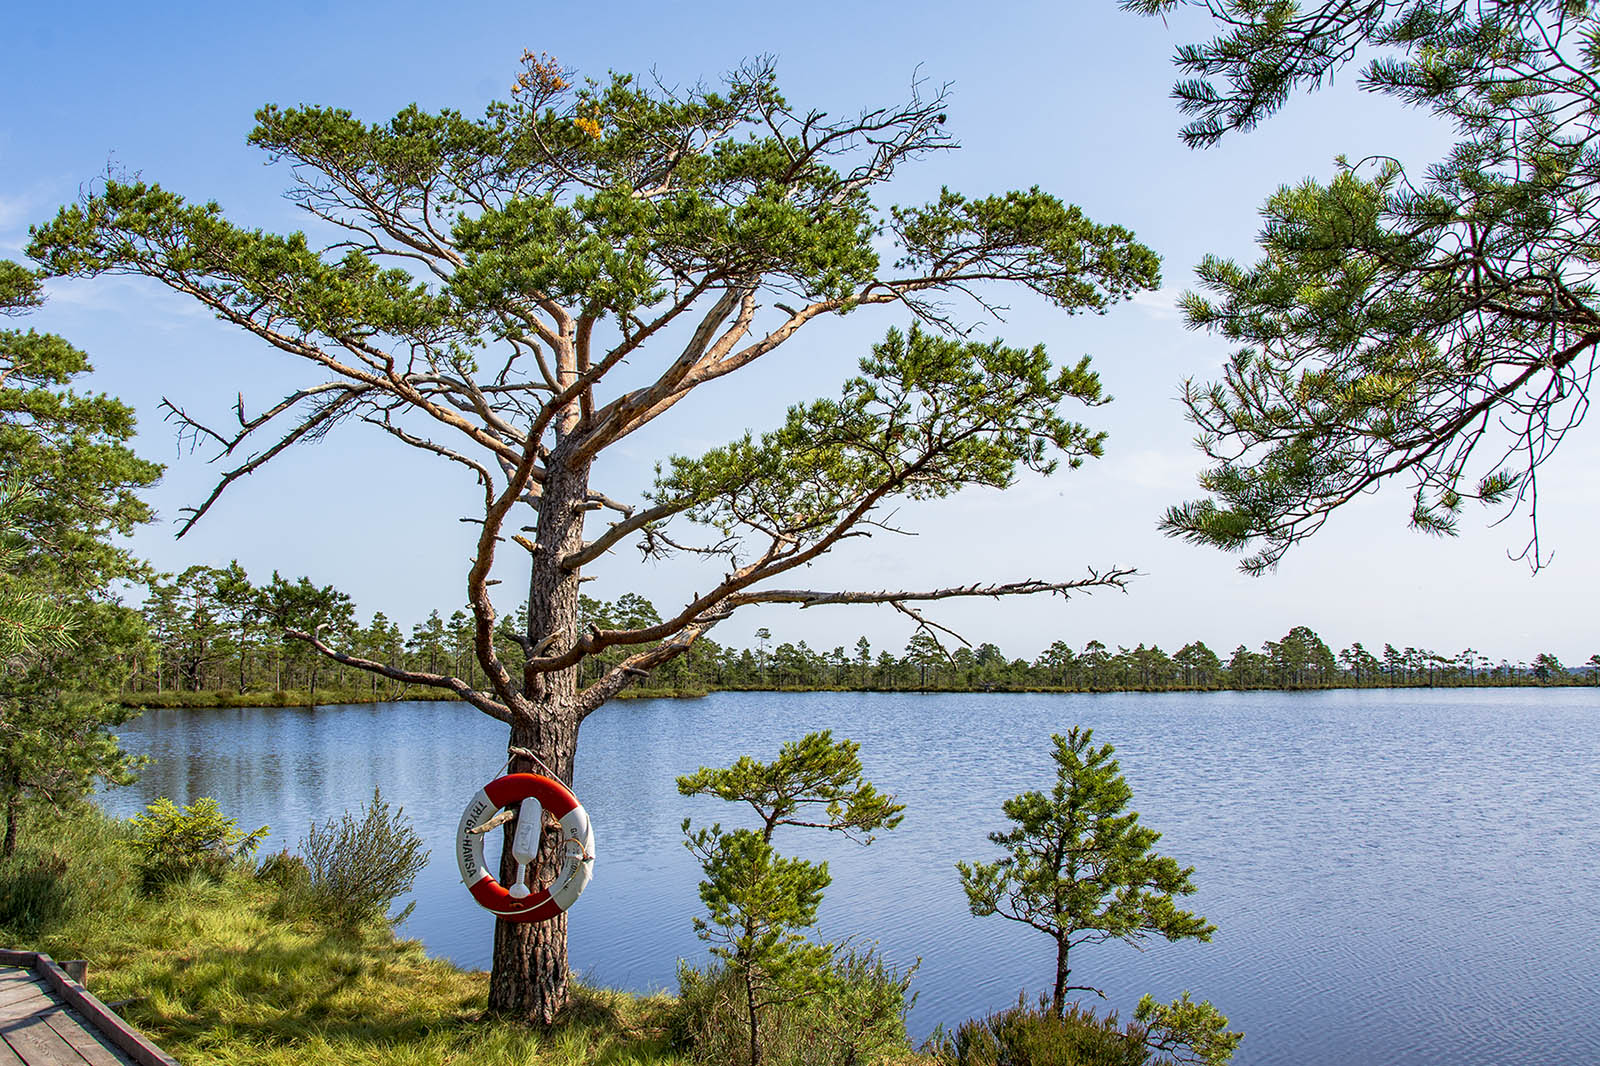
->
xmin=512 ymin=51 xmax=602 ymax=140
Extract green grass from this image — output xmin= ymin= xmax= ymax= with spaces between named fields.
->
xmin=3 ymin=804 xmax=686 ymax=1066
xmin=4 ymin=800 xmax=930 ymax=1066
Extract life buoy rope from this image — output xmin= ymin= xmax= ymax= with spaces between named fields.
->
xmin=456 ymin=773 xmax=595 ymax=923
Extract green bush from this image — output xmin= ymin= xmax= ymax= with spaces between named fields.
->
xmin=0 ymin=849 xmax=74 ymax=935
xmin=929 ymin=997 xmax=1148 ymax=1066
xmin=926 ymin=994 xmax=1240 ymax=1066
xmin=128 ymin=797 xmax=268 ymax=889
xmin=256 ymin=848 xmax=311 ymax=889
xmin=298 ymin=788 xmax=428 ymax=927
xmin=671 ymin=946 xmax=914 ymax=1066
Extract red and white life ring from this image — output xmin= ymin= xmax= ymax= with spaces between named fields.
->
xmin=456 ymin=773 xmax=595 ymax=923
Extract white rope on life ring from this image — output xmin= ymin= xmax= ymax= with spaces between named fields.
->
xmin=456 ymin=772 xmax=595 ymax=923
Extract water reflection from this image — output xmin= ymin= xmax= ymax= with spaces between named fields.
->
xmin=103 ymin=689 xmax=1600 ymax=1066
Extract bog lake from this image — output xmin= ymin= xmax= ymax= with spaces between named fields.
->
xmin=100 ymin=688 xmax=1599 ymax=1066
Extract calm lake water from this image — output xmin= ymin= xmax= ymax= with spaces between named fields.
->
xmin=101 ymin=689 xmax=1599 ymax=1066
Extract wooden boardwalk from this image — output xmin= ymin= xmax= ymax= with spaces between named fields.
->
xmin=0 ymin=952 xmax=176 ymax=1066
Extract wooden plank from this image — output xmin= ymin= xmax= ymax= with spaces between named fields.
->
xmin=42 ymin=1010 xmax=131 ymax=1066
xmin=0 ymin=953 xmax=175 ymax=1066
xmin=2 ymin=1013 xmax=86 ymax=1066
xmin=0 ymin=986 xmax=57 ymax=1020
xmin=0 ymin=975 xmax=46 ymax=995
xmin=0 ymin=984 xmax=55 ymax=1012
xmin=0 ymin=986 xmax=38 ymax=1009
xmin=0 ymin=1023 xmax=24 ymax=1066
xmin=20 ymin=958 xmax=176 ymax=1066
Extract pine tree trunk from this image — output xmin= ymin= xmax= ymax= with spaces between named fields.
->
xmin=486 ymin=451 xmax=591 ymax=1025
xmin=1052 ymin=937 xmax=1070 ymax=1017
xmin=747 ymin=969 xmax=762 ymax=1066
xmin=488 ymin=708 xmax=580 ymax=1022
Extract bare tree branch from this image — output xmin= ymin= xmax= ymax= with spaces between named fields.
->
xmin=284 ymin=627 xmax=511 ymax=722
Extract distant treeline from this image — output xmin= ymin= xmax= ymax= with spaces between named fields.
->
xmin=126 ymin=563 xmax=1599 ymax=701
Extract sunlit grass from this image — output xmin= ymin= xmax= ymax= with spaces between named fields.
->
xmin=5 ymin=804 xmax=688 ymax=1066
xmin=5 ymin=801 xmax=929 ymax=1065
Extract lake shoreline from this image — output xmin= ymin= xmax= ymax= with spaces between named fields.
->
xmin=115 ymin=686 xmax=710 ymax=710
xmin=115 ymin=676 xmax=1596 ymax=710
xmin=3 ymin=803 xmax=697 ymax=1066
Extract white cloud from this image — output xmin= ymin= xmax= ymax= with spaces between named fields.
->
xmin=38 ymin=274 xmax=213 ymax=327
xmin=1129 ymin=285 xmax=1185 ymax=321
xmin=0 ymin=179 xmax=79 ymax=258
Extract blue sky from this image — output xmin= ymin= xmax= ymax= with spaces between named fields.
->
xmin=5 ymin=1 xmax=1596 ymax=665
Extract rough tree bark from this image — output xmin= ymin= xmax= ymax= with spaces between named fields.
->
xmin=1054 ymin=937 xmax=1070 ymax=1017
xmin=488 ymin=447 xmax=590 ymax=1021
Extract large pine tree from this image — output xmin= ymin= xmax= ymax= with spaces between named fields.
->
xmin=28 ymin=55 xmax=1155 ymax=1021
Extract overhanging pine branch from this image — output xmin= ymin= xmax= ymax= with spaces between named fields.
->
xmin=565 ymin=571 xmax=1134 ymax=710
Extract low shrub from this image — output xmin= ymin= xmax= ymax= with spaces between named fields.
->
xmin=128 ymin=796 xmax=268 ymax=889
xmin=927 ymin=996 xmax=1147 ymax=1066
xmin=256 ymin=848 xmax=311 ymax=890
xmin=926 ymin=993 xmax=1240 ymax=1066
xmin=671 ymin=946 xmax=915 ymax=1066
xmin=298 ymin=788 xmax=428 ymax=927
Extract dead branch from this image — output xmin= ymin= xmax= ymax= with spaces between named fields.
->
xmin=283 ymin=626 xmax=512 ymax=722
xmin=468 ymin=808 xmax=517 ymax=834
xmin=722 ymin=571 xmax=1137 ymax=610
xmin=565 ymin=572 xmax=1133 ymax=714
xmin=575 ymin=611 xmax=731 ymax=718
xmin=173 ymin=386 xmax=369 ymax=537
xmin=891 ymin=601 xmax=972 ymax=649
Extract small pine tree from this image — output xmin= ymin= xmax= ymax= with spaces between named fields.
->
xmin=129 ymin=797 xmax=268 ymax=886
xmin=678 ymin=731 xmax=903 ymax=1066
xmin=958 ymin=727 xmax=1214 ymax=1014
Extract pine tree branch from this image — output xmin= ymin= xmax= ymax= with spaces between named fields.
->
xmin=284 ymin=626 xmax=511 ymax=722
